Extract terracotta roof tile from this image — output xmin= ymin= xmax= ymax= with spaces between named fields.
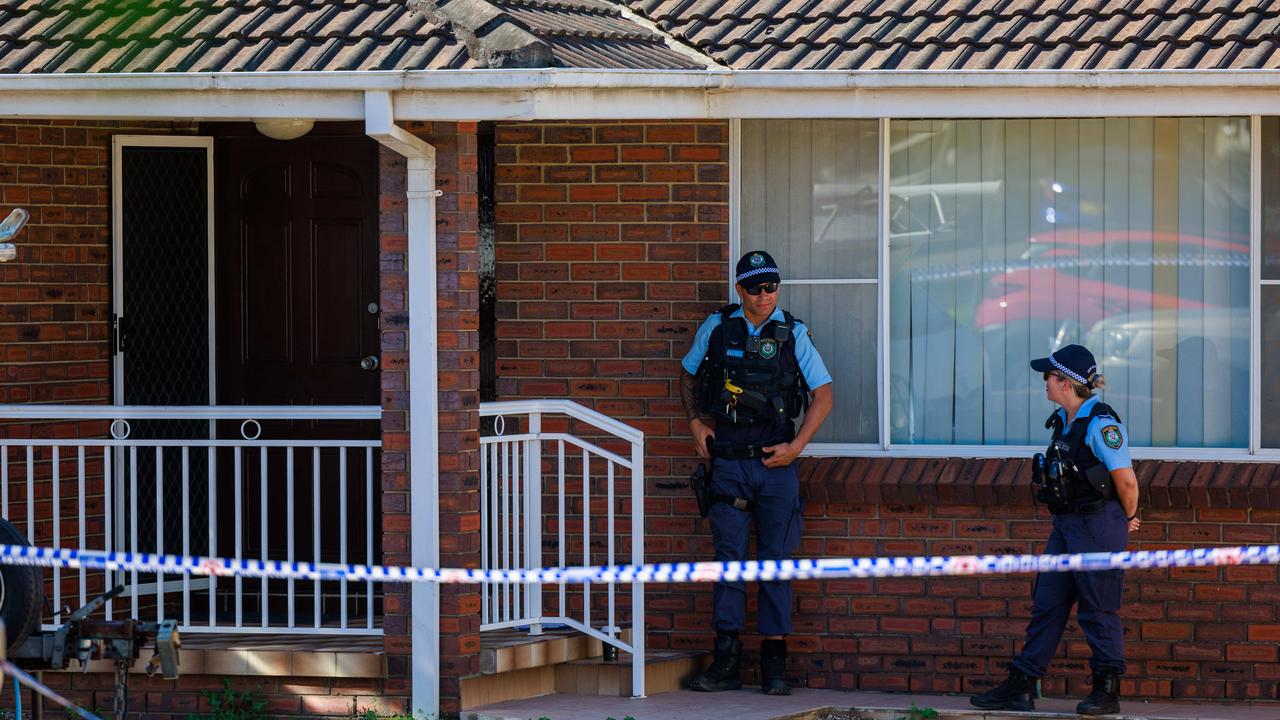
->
xmin=626 ymin=0 xmax=1280 ymax=70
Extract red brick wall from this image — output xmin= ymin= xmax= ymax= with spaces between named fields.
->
xmin=494 ymin=121 xmax=1280 ymax=704
xmin=379 ymin=122 xmax=482 ymax=715
xmin=0 ymin=118 xmax=191 ymax=621
xmin=0 ymin=119 xmax=191 ymax=404
xmin=493 ymin=120 xmax=728 ymax=473
xmin=42 ymin=674 xmax=405 ymax=718
xmin=764 ymin=458 xmax=1280 ymax=701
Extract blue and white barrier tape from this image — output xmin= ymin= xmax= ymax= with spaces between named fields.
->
xmin=0 ymin=543 xmax=1273 ymax=585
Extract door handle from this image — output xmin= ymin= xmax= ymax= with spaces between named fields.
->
xmin=360 ymin=355 xmax=379 ymax=371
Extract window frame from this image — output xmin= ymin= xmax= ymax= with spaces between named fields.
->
xmin=730 ymin=115 xmax=1280 ymax=461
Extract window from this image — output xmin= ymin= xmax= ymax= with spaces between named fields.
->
xmin=739 ymin=119 xmax=880 ymax=443
xmin=1260 ymin=117 xmax=1280 ymax=448
xmin=738 ymin=117 xmax=1254 ymax=451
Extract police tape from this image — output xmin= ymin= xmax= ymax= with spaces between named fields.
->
xmin=1 ymin=660 xmax=102 ymax=720
xmin=0 ymin=542 xmax=1275 ymax=585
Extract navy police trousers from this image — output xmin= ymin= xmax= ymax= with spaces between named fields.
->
xmin=709 ymin=457 xmax=804 ymax=636
xmin=1013 ymin=500 xmax=1129 ymax=677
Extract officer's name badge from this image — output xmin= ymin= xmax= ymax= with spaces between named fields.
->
xmin=1101 ymin=425 xmax=1123 ymax=450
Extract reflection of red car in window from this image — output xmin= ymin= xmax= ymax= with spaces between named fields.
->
xmin=973 ymin=230 xmax=1249 ymax=333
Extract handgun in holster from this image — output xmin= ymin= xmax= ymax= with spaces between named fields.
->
xmin=691 ymin=461 xmax=712 ymax=518
xmin=719 ymin=379 xmax=776 ymax=423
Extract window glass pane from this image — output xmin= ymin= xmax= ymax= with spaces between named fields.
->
xmin=890 ymin=118 xmax=1250 ymax=447
xmin=741 ymin=119 xmax=879 ymax=280
xmin=1263 ymin=286 xmax=1280 ymax=447
xmin=740 ymin=119 xmax=880 ymax=443
xmin=780 ymin=284 xmax=878 ymax=443
xmin=1263 ymin=117 xmax=1280 ymax=280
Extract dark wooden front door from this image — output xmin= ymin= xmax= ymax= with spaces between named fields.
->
xmin=215 ymin=131 xmax=380 ymax=408
xmin=214 ymin=128 xmax=380 ymax=624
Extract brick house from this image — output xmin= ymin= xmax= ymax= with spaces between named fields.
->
xmin=2 ymin=0 xmax=1280 ymax=717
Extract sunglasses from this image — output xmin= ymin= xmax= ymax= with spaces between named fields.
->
xmin=744 ymin=282 xmax=780 ymax=296
xmin=1043 ymin=371 xmax=1065 ymax=382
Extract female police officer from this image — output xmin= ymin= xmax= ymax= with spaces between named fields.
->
xmin=970 ymin=344 xmax=1140 ymax=716
xmin=678 ymin=250 xmax=834 ymax=695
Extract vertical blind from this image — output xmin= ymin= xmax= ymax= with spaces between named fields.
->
xmin=740 ymin=119 xmax=880 ymax=444
xmin=889 ymin=118 xmax=1250 ymax=447
xmin=739 ymin=117 xmax=1252 ymax=449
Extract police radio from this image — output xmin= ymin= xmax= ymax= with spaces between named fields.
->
xmin=1031 ymin=451 xmax=1074 ymax=511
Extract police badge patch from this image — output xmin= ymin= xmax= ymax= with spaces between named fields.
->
xmin=1101 ymin=425 xmax=1123 ymax=450
xmin=759 ymin=339 xmax=777 ymax=358
xmin=750 ymin=253 xmax=765 ymax=267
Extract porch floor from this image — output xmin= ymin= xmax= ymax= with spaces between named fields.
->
xmin=64 ymin=632 xmax=385 ymax=678
xmin=470 ymin=687 xmax=1280 ymax=720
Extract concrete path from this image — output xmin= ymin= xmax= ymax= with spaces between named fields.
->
xmin=470 ymin=688 xmax=1280 ymax=720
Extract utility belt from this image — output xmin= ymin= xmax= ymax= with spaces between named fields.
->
xmin=1032 ymin=452 xmax=1114 ymax=515
xmin=709 ymin=440 xmax=776 ymax=460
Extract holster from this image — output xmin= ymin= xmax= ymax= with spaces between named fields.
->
xmin=691 ymin=462 xmax=712 ymax=518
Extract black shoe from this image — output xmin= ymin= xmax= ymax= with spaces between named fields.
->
xmin=1076 ymin=671 xmax=1121 ymax=716
xmin=760 ymin=638 xmax=790 ymax=695
xmin=689 ymin=633 xmax=742 ymax=692
xmin=970 ymin=666 xmax=1036 ymax=711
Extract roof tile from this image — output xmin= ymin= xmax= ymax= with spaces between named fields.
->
xmin=625 ymin=0 xmax=1280 ymax=70
xmin=0 ymin=0 xmax=706 ymax=73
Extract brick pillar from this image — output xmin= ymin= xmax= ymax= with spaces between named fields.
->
xmin=379 ymin=122 xmax=480 ymax=715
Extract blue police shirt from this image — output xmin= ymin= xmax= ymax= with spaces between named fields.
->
xmin=1054 ymin=395 xmax=1131 ymax=471
xmin=681 ymin=307 xmax=832 ymax=390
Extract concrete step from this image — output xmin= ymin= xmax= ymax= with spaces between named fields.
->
xmin=463 ymin=630 xmax=705 ymax=709
xmin=478 ymin=627 xmax=632 ymax=674
xmin=555 ymin=649 xmax=711 ymax=697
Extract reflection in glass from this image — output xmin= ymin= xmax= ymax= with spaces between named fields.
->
xmin=889 ymin=118 xmax=1250 ymax=447
xmin=777 ymin=284 xmax=878 ymax=444
xmin=740 ymin=119 xmax=880 ymax=442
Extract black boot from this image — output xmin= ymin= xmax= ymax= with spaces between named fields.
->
xmin=1076 ymin=671 xmax=1121 ymax=716
xmin=689 ymin=632 xmax=742 ymax=692
xmin=970 ymin=665 xmax=1036 ymax=711
xmin=760 ymin=638 xmax=790 ymax=695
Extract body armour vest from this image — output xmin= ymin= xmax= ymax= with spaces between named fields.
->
xmin=696 ymin=304 xmax=807 ymax=445
xmin=1043 ymin=402 xmax=1121 ymax=513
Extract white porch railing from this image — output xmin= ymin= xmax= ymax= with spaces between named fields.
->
xmin=479 ymin=399 xmax=646 ymax=698
xmin=0 ymin=405 xmax=382 ymax=635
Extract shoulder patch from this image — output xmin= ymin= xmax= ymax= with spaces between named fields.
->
xmin=1101 ymin=424 xmax=1124 ymax=450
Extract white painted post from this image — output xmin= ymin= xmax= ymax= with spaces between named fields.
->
xmin=630 ymin=436 xmax=646 ymax=698
xmin=527 ymin=412 xmax=543 ymax=634
xmin=364 ymin=90 xmax=442 ymax=718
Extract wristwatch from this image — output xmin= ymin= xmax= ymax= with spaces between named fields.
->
xmin=1126 ymin=511 xmax=1139 ymax=521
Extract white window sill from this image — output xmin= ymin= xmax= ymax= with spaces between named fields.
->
xmin=802 ymin=443 xmax=1280 ymax=463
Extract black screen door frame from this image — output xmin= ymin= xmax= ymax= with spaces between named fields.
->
xmin=111 ymin=135 xmax=216 ymax=409
xmin=110 ymin=135 xmax=215 ymax=594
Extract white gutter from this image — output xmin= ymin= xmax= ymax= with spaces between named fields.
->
xmin=364 ymin=91 xmax=441 ymax=719
xmin=6 ymin=69 xmax=1280 ymax=121
xmin=5 ymin=68 xmax=1280 ymax=91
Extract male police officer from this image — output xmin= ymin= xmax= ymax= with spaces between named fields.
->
xmin=679 ymin=250 xmax=834 ymax=695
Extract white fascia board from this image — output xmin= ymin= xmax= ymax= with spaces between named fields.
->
xmin=0 ymin=89 xmax=367 ymax=121
xmin=7 ymin=69 xmax=1280 ymax=121
xmin=9 ymin=68 xmax=1280 ymax=91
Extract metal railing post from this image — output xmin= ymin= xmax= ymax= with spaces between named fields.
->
xmin=630 ymin=435 xmax=646 ymax=698
xmin=526 ymin=411 xmax=543 ymax=634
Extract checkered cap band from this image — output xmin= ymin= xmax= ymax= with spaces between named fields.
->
xmin=1050 ymin=355 xmax=1091 ymax=386
xmin=736 ymin=266 xmax=780 ymax=283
